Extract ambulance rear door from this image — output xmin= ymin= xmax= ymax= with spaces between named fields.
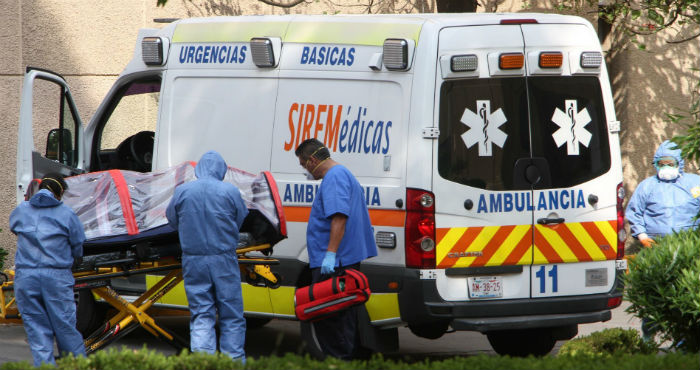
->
xmin=433 ymin=25 xmax=534 ymax=301
xmin=522 ymin=23 xmax=619 ymax=299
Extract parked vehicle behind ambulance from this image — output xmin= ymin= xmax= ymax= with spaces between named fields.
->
xmin=17 ymin=13 xmax=627 ymax=356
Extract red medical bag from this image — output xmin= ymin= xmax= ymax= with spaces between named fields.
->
xmin=294 ymin=268 xmax=371 ymax=322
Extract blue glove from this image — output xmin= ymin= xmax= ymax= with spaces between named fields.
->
xmin=320 ymin=251 xmax=336 ymax=275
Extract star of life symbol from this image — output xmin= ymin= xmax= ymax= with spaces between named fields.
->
xmin=460 ymin=100 xmax=508 ymax=156
xmin=551 ymin=100 xmax=592 ymax=156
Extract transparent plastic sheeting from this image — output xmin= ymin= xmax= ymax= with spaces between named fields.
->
xmin=61 ymin=162 xmax=280 ymax=241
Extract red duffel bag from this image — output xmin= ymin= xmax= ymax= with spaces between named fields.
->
xmin=294 ymin=268 xmax=371 ymax=322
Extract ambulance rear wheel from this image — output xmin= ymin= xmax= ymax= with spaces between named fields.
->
xmin=408 ymin=321 xmax=449 ymax=339
xmin=486 ymin=328 xmax=556 ymax=357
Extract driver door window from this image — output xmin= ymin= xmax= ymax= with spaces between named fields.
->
xmin=96 ymin=79 xmax=160 ymax=172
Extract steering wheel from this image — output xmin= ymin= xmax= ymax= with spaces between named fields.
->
xmin=129 ymin=131 xmax=155 ymax=171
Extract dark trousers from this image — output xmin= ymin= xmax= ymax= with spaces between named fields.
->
xmin=310 ymin=263 xmax=360 ymax=360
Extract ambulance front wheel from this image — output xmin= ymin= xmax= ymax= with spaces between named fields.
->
xmin=486 ymin=328 xmax=556 ymax=357
xmin=245 ymin=317 xmax=272 ymax=330
xmin=75 ymin=290 xmax=106 ymax=338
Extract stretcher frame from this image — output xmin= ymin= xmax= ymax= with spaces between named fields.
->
xmin=0 ymin=243 xmax=280 ymax=355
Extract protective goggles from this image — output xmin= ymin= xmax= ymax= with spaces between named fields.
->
xmin=654 ymin=156 xmax=679 ymax=168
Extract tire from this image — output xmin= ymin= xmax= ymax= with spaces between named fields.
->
xmin=245 ymin=317 xmax=272 ymax=330
xmin=75 ymin=290 xmax=106 ymax=338
xmin=299 ymin=321 xmax=326 ymax=360
xmin=486 ymin=328 xmax=556 ymax=357
xmin=408 ymin=321 xmax=449 ymax=339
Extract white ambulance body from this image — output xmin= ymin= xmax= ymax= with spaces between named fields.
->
xmin=17 ymin=13 xmax=627 ymax=356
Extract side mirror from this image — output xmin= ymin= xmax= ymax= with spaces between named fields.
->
xmin=46 ymin=128 xmax=73 ymax=163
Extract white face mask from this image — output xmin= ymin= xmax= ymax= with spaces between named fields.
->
xmin=658 ymin=166 xmax=680 ymax=181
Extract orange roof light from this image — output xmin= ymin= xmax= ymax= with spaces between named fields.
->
xmin=499 ymin=53 xmax=524 ymax=70
xmin=539 ymin=52 xmax=563 ymax=68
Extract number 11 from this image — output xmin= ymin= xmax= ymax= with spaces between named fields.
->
xmin=535 ymin=265 xmax=558 ymax=293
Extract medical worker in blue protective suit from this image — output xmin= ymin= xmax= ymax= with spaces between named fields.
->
xmin=166 ymin=151 xmax=249 ymax=362
xmin=626 ymin=140 xmax=700 ymax=340
xmin=10 ymin=174 xmax=86 ymax=367
xmin=295 ymin=138 xmax=378 ymax=360
xmin=626 ymin=140 xmax=700 ymax=246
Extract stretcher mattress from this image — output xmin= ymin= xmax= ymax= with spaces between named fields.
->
xmin=27 ymin=162 xmax=287 ymax=256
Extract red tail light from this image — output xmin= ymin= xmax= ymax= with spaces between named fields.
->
xmin=405 ymin=188 xmax=436 ymax=269
xmin=616 ymin=182 xmax=626 ymax=259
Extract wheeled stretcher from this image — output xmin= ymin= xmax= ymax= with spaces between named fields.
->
xmin=1 ymin=162 xmax=287 ymax=354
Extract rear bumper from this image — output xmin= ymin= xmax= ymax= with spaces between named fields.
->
xmin=398 ymin=268 xmax=624 ymax=333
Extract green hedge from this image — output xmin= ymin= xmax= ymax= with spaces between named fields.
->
xmin=0 ymin=347 xmax=696 ymax=370
xmin=558 ymin=328 xmax=657 ymax=357
xmin=624 ymin=229 xmax=700 ymax=352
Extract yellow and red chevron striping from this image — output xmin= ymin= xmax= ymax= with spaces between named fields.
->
xmin=436 ymin=220 xmax=617 ymax=268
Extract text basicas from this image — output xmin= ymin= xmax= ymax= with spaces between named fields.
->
xmin=300 ymin=46 xmax=355 ymax=66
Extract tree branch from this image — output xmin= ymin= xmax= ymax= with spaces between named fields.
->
xmin=257 ymin=0 xmax=306 ymax=7
xmin=668 ymin=31 xmax=700 ymax=43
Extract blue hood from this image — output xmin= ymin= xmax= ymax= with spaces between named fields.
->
xmin=654 ymin=140 xmax=684 ymax=173
xmin=195 ymin=151 xmax=227 ymax=180
xmin=29 ymin=189 xmax=62 ymax=208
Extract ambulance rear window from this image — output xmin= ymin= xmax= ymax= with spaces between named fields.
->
xmin=438 ymin=76 xmax=611 ymax=191
xmin=528 ymin=76 xmax=611 ymax=188
xmin=438 ymin=78 xmax=530 ymax=191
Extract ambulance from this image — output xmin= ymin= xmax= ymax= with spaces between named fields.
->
xmin=16 ymin=13 xmax=627 ymax=356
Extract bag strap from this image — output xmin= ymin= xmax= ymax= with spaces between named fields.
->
xmin=345 ymin=269 xmax=369 ymax=289
xmin=308 ymin=283 xmax=315 ymax=302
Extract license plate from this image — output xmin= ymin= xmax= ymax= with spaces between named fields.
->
xmin=468 ymin=276 xmax=503 ymax=298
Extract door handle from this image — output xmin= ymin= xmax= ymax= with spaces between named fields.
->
xmin=537 ymin=217 xmax=565 ymax=225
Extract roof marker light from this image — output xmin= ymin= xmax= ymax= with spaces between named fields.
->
xmin=500 ymin=19 xmax=538 ymax=24
xmin=142 ymin=37 xmax=165 ymax=66
xmin=499 ymin=53 xmax=524 ymax=70
xmin=383 ymin=39 xmax=410 ymax=71
xmin=580 ymin=51 xmax=603 ymax=68
xmin=451 ymin=55 xmax=478 ymax=72
xmin=250 ymin=37 xmax=281 ymax=68
xmin=539 ymin=52 xmax=563 ymax=68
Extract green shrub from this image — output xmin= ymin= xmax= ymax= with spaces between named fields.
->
xmin=0 ymin=349 xmax=696 ymax=370
xmin=624 ymin=229 xmax=700 ymax=352
xmin=0 ymin=246 xmax=7 ymax=272
xmin=558 ymin=328 xmax=657 ymax=357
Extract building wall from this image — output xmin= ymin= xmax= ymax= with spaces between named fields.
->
xmin=0 ymin=0 xmax=697 ymax=262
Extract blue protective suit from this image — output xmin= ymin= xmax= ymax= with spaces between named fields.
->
xmin=9 ymin=189 xmax=86 ymax=367
xmin=166 ymin=151 xmax=249 ymax=361
xmin=626 ymin=140 xmax=700 ymax=238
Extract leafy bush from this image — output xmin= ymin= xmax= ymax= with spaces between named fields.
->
xmin=558 ymin=328 xmax=657 ymax=357
xmin=624 ymin=229 xmax=700 ymax=352
xmin=0 ymin=348 xmax=697 ymax=370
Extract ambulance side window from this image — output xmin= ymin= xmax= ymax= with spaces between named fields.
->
xmin=528 ymin=76 xmax=610 ymax=187
xmin=438 ymin=78 xmax=530 ymax=190
xmin=94 ymin=78 xmax=161 ymax=172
